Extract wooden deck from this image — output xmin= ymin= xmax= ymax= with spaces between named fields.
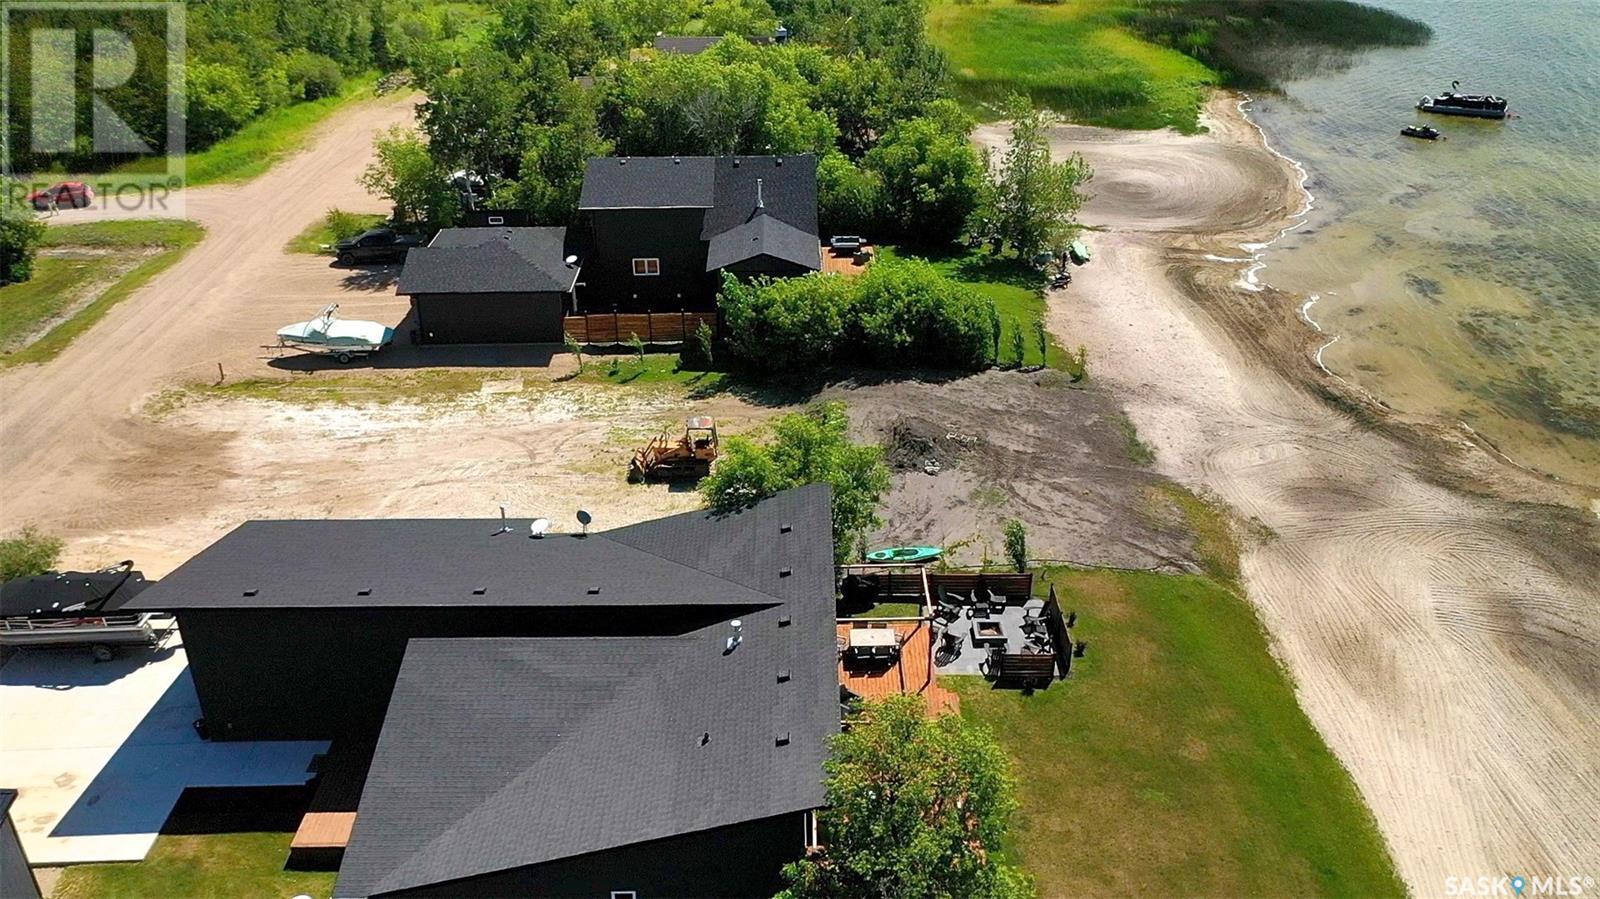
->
xmin=837 ymin=620 xmax=959 ymax=715
xmin=821 ymin=246 xmax=873 ymax=276
xmin=290 ymin=811 xmax=357 ymax=850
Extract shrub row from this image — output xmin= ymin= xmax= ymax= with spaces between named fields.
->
xmin=718 ymin=258 xmax=996 ymax=373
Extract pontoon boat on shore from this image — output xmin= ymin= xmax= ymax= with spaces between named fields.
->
xmin=0 ymin=561 xmax=169 ymax=660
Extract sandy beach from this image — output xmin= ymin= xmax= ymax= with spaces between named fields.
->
xmin=974 ymin=96 xmax=1600 ymax=892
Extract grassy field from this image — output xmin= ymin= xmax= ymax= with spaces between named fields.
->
xmin=52 ymin=832 xmax=334 ymax=899
xmin=953 ymin=566 xmax=1404 ymax=896
xmin=849 ymin=601 xmax=925 ymax=619
xmin=928 ymin=0 xmax=1218 ymax=130
xmin=572 ymin=352 xmax=729 ymax=393
xmin=1 ymin=220 xmax=205 ymax=367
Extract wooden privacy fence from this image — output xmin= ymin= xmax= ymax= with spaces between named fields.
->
xmin=563 ymin=310 xmax=717 ymax=346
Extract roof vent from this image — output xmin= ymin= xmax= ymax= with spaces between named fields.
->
xmin=673 ymin=157 xmax=680 ymax=165
xmin=472 ymin=587 xmax=487 ymax=596
xmin=619 ymin=158 xmax=627 ymax=165
xmin=755 ymin=178 xmax=764 ymax=211
xmin=724 ymin=619 xmax=744 ymax=654
xmin=357 ymin=588 xmax=372 ymax=596
xmin=779 ymin=567 xmax=792 ymax=578
xmin=775 ymin=732 xmax=791 ymax=746
xmin=780 ymin=524 xmax=791 ymax=533
xmin=775 ymin=157 xmax=784 ymax=166
xmin=587 ymin=586 xmax=601 ymax=595
xmin=778 ymin=614 xmax=792 ymax=627
xmin=700 ymin=732 xmax=711 ymax=746
xmin=494 ymin=505 xmax=511 ymax=536
xmin=732 ymin=158 xmax=740 ymax=167
xmin=242 ymin=588 xmax=258 ymax=597
xmin=530 ymin=518 xmax=551 ymax=538
xmin=777 ymin=669 xmax=791 ymax=682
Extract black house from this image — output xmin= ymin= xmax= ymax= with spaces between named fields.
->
xmin=575 ymin=154 xmax=821 ymax=312
xmin=396 ymin=227 xmax=579 ymax=344
xmin=125 ymin=487 xmax=837 ymax=898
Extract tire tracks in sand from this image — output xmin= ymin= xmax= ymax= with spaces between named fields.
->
xmin=988 ymin=95 xmax=1600 ymax=890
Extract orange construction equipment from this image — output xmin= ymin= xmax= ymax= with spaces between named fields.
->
xmin=628 ymin=417 xmax=719 ymax=482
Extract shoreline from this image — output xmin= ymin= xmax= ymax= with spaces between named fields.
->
xmin=1013 ymin=92 xmax=1600 ymax=891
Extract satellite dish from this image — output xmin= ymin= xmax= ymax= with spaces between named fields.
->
xmin=564 ymin=254 xmax=579 ymax=266
xmin=529 ymin=518 xmax=551 ymax=538
xmin=576 ymin=509 xmax=592 ymax=535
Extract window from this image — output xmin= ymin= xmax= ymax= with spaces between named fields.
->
xmin=486 ymin=215 xmax=505 ymax=225
xmin=631 ymin=257 xmax=661 ymax=277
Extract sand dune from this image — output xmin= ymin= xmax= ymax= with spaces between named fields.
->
xmin=1021 ymin=95 xmax=1600 ymax=892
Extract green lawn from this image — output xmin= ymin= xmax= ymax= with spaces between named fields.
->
xmin=52 ymin=832 xmax=334 ymax=899
xmin=952 ymin=567 xmax=1403 ymax=897
xmin=881 ymin=245 xmax=1079 ymax=374
xmin=1 ymin=220 xmax=205 ymax=366
xmin=572 ymin=352 xmax=728 ymax=393
xmin=849 ymin=601 xmax=925 ymax=619
xmin=928 ymin=0 xmax=1218 ymax=130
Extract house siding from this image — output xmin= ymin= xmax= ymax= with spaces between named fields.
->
xmin=578 ymin=209 xmax=715 ymax=312
xmin=410 ymin=292 xmax=565 ymax=344
xmin=375 ymin=812 xmax=807 ymax=899
xmin=178 ymin=605 xmax=761 ymax=742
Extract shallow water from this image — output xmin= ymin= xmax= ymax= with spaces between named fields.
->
xmin=1245 ymin=0 xmax=1600 ymax=486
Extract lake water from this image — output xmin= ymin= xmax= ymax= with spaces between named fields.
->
xmin=1244 ymin=0 xmax=1600 ymax=487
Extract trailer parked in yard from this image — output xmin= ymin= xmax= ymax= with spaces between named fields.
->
xmin=0 ymin=562 xmax=168 ymax=661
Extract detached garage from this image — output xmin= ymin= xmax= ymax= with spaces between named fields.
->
xmin=397 ymin=227 xmax=579 ymax=344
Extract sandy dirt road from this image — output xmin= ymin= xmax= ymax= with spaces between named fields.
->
xmin=0 ymin=92 xmax=418 ymax=535
xmin=995 ymin=98 xmax=1600 ymax=891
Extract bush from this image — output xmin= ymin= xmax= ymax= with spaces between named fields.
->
xmin=701 ymin=403 xmax=890 ymax=564
xmin=680 ymin=320 xmax=716 ymax=371
xmin=1002 ymin=518 xmax=1027 ymax=572
xmin=850 ymin=258 xmax=994 ymax=370
xmin=323 ymin=208 xmax=375 ymax=243
xmin=286 ymin=51 xmax=345 ymax=101
xmin=0 ymin=205 xmax=47 ymax=286
xmin=186 ymin=62 xmax=262 ymax=147
xmin=719 ymin=272 xmax=853 ymax=373
xmin=0 ymin=525 xmax=64 ymax=581
xmin=716 ymin=259 xmax=995 ymax=374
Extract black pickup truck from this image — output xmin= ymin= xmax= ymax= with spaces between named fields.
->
xmin=334 ymin=228 xmax=424 ymax=265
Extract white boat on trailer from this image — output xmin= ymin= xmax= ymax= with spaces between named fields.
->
xmin=277 ymin=304 xmax=395 ymax=363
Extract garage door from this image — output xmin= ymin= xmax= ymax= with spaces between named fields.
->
xmin=412 ymin=292 xmax=564 ymax=344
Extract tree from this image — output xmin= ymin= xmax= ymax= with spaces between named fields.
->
xmin=986 ymin=96 xmax=1092 ymax=259
xmin=0 ymin=189 xmax=47 ymax=285
xmin=491 ymin=118 xmax=610 ymax=225
xmin=701 ymin=403 xmax=890 ymax=563
xmin=1002 ymin=518 xmax=1027 ymax=572
xmin=863 ymin=100 xmax=984 ymax=243
xmin=0 ymin=526 xmax=64 ymax=581
xmin=359 ymin=126 xmax=459 ymax=227
xmin=778 ymin=695 xmax=1032 ymax=899
xmin=1032 ymin=318 xmax=1049 ymax=369
xmin=284 ymin=50 xmax=345 ymax=101
xmin=816 ymin=151 xmax=881 ymax=237
xmin=186 ymin=62 xmax=262 ymax=148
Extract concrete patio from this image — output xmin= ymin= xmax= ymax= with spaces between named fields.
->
xmin=0 ymin=628 xmax=327 ymax=864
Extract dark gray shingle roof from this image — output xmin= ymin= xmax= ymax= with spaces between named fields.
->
xmin=652 ymin=34 xmax=723 ymax=54
xmin=330 ymin=486 xmax=837 ymax=897
xmin=396 ymin=227 xmax=577 ymax=296
xmin=577 ymin=155 xmax=820 ymax=268
xmin=577 ymin=157 xmax=717 ymax=210
xmin=705 ymin=213 xmax=822 ymax=271
xmin=126 ymin=487 xmax=832 ymax=612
